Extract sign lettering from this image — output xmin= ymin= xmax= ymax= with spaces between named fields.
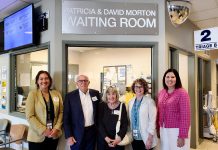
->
xmin=62 ymin=1 xmax=158 ymax=35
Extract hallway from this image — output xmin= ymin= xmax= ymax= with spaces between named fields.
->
xmin=190 ymin=139 xmax=218 ymax=150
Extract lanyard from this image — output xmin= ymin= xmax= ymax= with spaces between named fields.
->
xmin=132 ymin=97 xmax=143 ymax=127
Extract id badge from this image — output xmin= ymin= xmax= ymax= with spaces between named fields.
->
xmin=133 ymin=129 xmax=139 ymax=138
xmin=47 ymin=121 xmax=52 ymax=129
xmin=113 ymin=110 xmax=120 ymax=115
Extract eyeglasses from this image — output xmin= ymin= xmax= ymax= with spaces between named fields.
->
xmin=77 ymin=80 xmax=89 ymax=83
xmin=134 ymin=85 xmax=143 ymax=89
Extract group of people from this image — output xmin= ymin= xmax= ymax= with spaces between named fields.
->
xmin=25 ymin=68 xmax=191 ymax=150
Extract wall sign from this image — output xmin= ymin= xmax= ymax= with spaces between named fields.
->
xmin=62 ymin=1 xmax=158 ymax=35
xmin=194 ymin=27 xmax=218 ymax=51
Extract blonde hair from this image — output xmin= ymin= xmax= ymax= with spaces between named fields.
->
xmin=102 ymin=86 xmax=120 ymax=103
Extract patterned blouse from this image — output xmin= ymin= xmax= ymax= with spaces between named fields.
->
xmin=157 ymin=88 xmax=190 ymax=138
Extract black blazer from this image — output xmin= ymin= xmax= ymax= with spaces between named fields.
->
xmin=63 ymin=89 xmax=101 ymax=149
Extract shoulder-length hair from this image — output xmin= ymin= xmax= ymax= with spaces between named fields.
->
xmin=162 ymin=68 xmax=182 ymax=89
xmin=131 ymin=78 xmax=149 ymax=94
xmin=35 ymin=70 xmax=52 ymax=89
xmin=102 ymin=86 xmax=119 ymax=103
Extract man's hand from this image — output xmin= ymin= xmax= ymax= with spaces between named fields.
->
xmin=67 ymin=136 xmax=77 ymax=146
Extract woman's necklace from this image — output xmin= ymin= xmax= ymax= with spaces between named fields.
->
xmin=168 ymin=88 xmax=175 ymax=94
xmin=107 ymin=101 xmax=120 ymax=110
xmin=41 ymin=91 xmax=49 ymax=102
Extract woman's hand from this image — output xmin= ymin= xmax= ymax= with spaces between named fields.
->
xmin=49 ymin=128 xmax=59 ymax=138
xmin=177 ymin=138 xmax=185 ymax=147
xmin=42 ymin=128 xmax=52 ymax=137
xmin=105 ymin=136 xmax=113 ymax=145
xmin=145 ymin=134 xmax=153 ymax=149
xmin=109 ymin=136 xmax=121 ymax=147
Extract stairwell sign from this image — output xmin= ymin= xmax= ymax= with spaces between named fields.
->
xmin=194 ymin=27 xmax=218 ymax=51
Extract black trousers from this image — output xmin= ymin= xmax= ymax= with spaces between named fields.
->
xmin=97 ymin=135 xmax=124 ymax=150
xmin=28 ymin=137 xmax=59 ymax=150
xmin=132 ymin=140 xmax=153 ymax=150
xmin=79 ymin=125 xmax=96 ymax=150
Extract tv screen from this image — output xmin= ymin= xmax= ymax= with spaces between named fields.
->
xmin=4 ymin=4 xmax=34 ymax=51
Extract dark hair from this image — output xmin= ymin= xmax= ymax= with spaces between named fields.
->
xmin=162 ymin=68 xmax=182 ymax=89
xmin=35 ymin=70 xmax=52 ymax=89
xmin=131 ymin=78 xmax=149 ymax=94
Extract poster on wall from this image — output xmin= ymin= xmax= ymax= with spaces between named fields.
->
xmin=1 ymin=81 xmax=7 ymax=109
xmin=103 ymin=65 xmax=126 ymax=94
xmin=1 ymin=66 xmax=7 ymax=80
xmin=117 ymin=66 xmax=126 ymax=81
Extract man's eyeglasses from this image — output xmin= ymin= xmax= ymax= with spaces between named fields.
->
xmin=77 ymin=80 xmax=89 ymax=83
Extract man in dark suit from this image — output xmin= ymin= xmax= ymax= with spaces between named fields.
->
xmin=63 ymin=75 xmax=101 ymax=150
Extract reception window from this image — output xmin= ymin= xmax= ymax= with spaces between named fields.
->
xmin=15 ymin=49 xmax=48 ymax=113
xmin=67 ymin=47 xmax=152 ymax=103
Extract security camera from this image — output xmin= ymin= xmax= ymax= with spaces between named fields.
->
xmin=167 ymin=0 xmax=192 ymax=26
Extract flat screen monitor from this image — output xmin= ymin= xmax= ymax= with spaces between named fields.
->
xmin=4 ymin=4 xmax=34 ymax=51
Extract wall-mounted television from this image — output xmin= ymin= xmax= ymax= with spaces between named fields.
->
xmin=4 ymin=4 xmax=35 ymax=51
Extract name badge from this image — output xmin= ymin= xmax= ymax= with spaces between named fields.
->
xmin=47 ymin=121 xmax=52 ymax=129
xmin=133 ymin=129 xmax=139 ymax=139
xmin=53 ymin=97 xmax=59 ymax=102
xmin=113 ymin=110 xmax=120 ymax=115
xmin=91 ymin=96 xmax=98 ymax=101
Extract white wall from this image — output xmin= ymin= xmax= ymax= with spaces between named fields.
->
xmin=69 ymin=48 xmax=151 ymax=91
xmin=179 ymin=53 xmax=189 ymax=91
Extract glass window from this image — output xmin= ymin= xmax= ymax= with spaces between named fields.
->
xmin=67 ymin=47 xmax=152 ymax=103
xmin=15 ymin=49 xmax=48 ymax=113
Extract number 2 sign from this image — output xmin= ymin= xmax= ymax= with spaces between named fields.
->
xmin=194 ymin=27 xmax=218 ymax=51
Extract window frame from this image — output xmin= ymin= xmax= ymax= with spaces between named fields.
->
xmin=63 ymin=41 xmax=158 ymax=100
xmin=10 ymin=43 xmax=50 ymax=117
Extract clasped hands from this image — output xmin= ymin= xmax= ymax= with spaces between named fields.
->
xmin=105 ymin=136 xmax=121 ymax=147
xmin=43 ymin=128 xmax=59 ymax=138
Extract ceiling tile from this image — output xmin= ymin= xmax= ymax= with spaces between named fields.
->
xmin=21 ymin=0 xmax=41 ymax=3
xmin=0 ymin=1 xmax=27 ymax=21
xmin=0 ymin=0 xmax=17 ymax=10
xmin=189 ymin=8 xmax=218 ymax=22
xmin=195 ymin=18 xmax=218 ymax=29
xmin=0 ymin=0 xmax=41 ymax=21
xmin=190 ymin=0 xmax=218 ymax=13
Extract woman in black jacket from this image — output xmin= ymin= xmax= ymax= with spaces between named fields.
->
xmin=98 ymin=86 xmax=128 ymax=150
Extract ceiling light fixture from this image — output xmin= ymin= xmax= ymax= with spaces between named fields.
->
xmin=167 ymin=0 xmax=192 ymax=27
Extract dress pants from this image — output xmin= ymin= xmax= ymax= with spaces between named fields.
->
xmin=132 ymin=139 xmax=153 ymax=150
xmin=160 ymin=127 xmax=190 ymax=150
xmin=28 ymin=137 xmax=59 ymax=150
xmin=76 ymin=125 xmax=96 ymax=150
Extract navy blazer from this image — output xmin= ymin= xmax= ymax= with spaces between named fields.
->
xmin=63 ymin=89 xmax=101 ymax=149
